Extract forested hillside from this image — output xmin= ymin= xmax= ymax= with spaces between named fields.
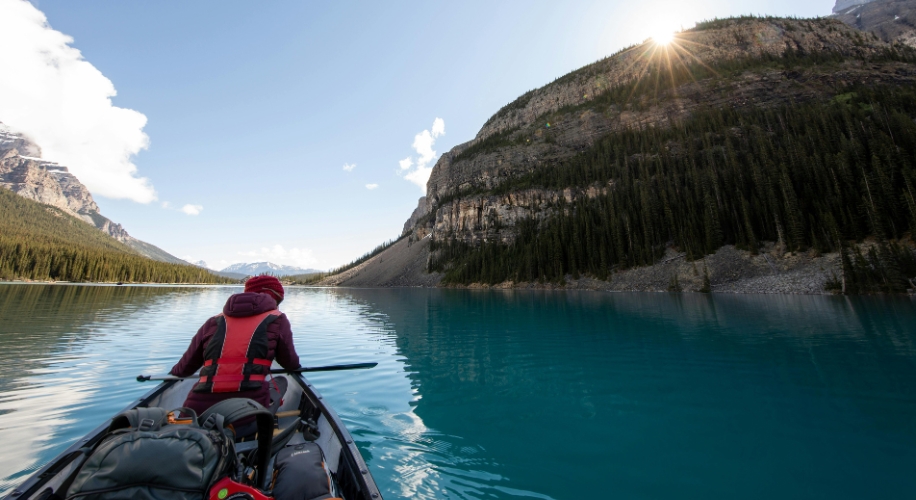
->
xmin=429 ymin=84 xmax=916 ymax=292
xmin=307 ymin=16 xmax=916 ymax=293
xmin=410 ymin=17 xmax=916 ymax=294
xmin=0 ymin=188 xmax=231 ymax=283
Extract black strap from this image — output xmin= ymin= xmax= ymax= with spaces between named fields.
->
xmin=271 ymin=418 xmax=301 ymax=456
xmin=199 ymin=399 xmax=274 ymax=489
xmin=108 ymin=407 xmax=169 ymax=432
xmin=42 ymin=446 xmax=93 ymax=499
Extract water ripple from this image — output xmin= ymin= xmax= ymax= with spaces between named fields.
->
xmin=2 ymin=285 xmax=916 ymax=499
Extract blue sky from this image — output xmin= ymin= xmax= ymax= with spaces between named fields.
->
xmin=7 ymin=0 xmax=834 ymax=270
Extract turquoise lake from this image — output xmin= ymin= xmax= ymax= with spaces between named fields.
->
xmin=1 ymin=284 xmax=915 ymax=499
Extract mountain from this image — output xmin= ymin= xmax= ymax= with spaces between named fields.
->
xmin=220 ymin=262 xmax=322 ymax=277
xmin=0 ymin=124 xmax=186 ymax=265
xmin=318 ymin=15 xmax=916 ymax=294
xmin=833 ymin=0 xmax=916 ymax=47
xmin=834 ymin=0 xmax=877 ymax=14
xmin=0 ymin=186 xmax=229 ymax=283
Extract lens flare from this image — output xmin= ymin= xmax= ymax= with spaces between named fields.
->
xmin=652 ymin=31 xmax=675 ymax=46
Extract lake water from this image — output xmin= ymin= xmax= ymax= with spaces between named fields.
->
xmin=1 ymin=284 xmax=915 ymax=499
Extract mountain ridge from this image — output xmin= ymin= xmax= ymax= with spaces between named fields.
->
xmin=320 ymin=15 xmax=916 ymax=294
xmin=0 ymin=186 xmax=229 ymax=283
xmin=0 ymin=124 xmax=186 ymax=265
xmin=220 ymin=262 xmax=322 ymax=277
xmin=833 ymin=0 xmax=916 ymax=47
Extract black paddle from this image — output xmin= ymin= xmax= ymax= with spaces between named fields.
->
xmin=137 ymin=362 xmax=378 ymax=382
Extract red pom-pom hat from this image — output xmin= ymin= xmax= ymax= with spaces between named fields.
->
xmin=244 ymin=275 xmax=285 ymax=302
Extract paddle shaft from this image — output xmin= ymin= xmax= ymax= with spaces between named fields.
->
xmin=137 ymin=362 xmax=377 ymax=382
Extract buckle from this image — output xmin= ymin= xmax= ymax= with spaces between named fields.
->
xmin=138 ymin=418 xmax=156 ymax=431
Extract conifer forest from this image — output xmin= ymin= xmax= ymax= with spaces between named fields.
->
xmin=0 ymin=188 xmax=231 ymax=284
xmin=430 ymin=83 xmax=916 ymax=293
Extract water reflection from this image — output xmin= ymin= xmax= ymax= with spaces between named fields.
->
xmin=333 ymin=289 xmax=916 ymax=499
xmin=0 ymin=284 xmax=240 ymax=493
xmin=2 ymin=286 xmax=915 ymax=499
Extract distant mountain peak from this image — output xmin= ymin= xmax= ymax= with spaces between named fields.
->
xmin=834 ymin=0 xmax=876 ymax=14
xmin=220 ymin=262 xmax=321 ymax=277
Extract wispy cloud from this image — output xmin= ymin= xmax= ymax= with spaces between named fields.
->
xmin=399 ymin=118 xmax=444 ymax=192
xmin=181 ymin=204 xmax=203 ymax=216
xmin=366 ymin=183 xmax=379 ymax=190
xmin=0 ymin=0 xmax=155 ymax=203
xmin=342 ymin=163 xmax=356 ymax=172
xmin=238 ymin=244 xmax=317 ymax=268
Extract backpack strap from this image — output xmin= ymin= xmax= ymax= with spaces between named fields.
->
xmin=108 ymin=407 xmax=170 ymax=432
xmin=199 ymin=399 xmax=274 ymax=489
xmin=271 ymin=418 xmax=301 ymax=457
xmin=167 ymin=407 xmax=199 ymax=425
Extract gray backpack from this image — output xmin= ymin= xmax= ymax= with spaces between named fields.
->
xmin=60 ymin=400 xmax=273 ymax=500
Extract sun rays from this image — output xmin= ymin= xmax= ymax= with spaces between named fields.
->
xmin=651 ymin=30 xmax=675 ymax=46
xmin=602 ymin=28 xmax=727 ymax=106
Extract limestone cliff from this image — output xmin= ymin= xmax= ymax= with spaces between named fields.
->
xmin=415 ymin=17 xmax=905 ymax=246
xmin=0 ymin=124 xmax=185 ymax=264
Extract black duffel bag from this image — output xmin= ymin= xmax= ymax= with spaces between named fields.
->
xmin=59 ymin=399 xmax=274 ymax=500
xmin=271 ymin=443 xmax=336 ymax=500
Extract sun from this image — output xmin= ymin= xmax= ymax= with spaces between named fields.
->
xmin=651 ymin=30 xmax=675 ymax=46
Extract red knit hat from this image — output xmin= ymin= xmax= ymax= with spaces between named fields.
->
xmin=244 ymin=275 xmax=285 ymax=303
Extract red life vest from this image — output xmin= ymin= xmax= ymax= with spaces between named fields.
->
xmin=193 ymin=310 xmax=280 ymax=393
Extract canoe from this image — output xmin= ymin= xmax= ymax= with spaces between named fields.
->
xmin=3 ymin=371 xmax=383 ymax=500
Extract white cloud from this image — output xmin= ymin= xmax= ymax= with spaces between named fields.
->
xmin=161 ymin=201 xmax=171 ymax=209
xmin=412 ymin=131 xmax=437 ymax=169
xmin=366 ymin=183 xmax=378 ymax=190
xmin=239 ymin=244 xmax=317 ymax=268
xmin=431 ymin=117 xmax=445 ymax=138
xmin=0 ymin=0 xmax=155 ymax=203
xmin=400 ymin=118 xmax=444 ymax=193
xmin=181 ymin=204 xmax=203 ymax=216
xmin=342 ymin=163 xmax=356 ymax=172
xmin=404 ymin=168 xmax=433 ymax=190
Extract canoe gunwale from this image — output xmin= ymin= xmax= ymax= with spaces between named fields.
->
xmin=4 ymin=376 xmax=383 ymax=500
xmin=290 ymin=373 xmax=382 ymax=499
xmin=3 ymin=381 xmax=177 ymax=500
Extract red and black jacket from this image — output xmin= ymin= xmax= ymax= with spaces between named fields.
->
xmin=170 ymin=293 xmax=301 ymax=413
xmin=193 ymin=309 xmax=281 ymax=393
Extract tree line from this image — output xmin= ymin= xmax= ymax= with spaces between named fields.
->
xmin=0 ymin=188 xmax=231 ymax=284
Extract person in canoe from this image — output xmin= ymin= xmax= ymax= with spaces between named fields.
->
xmin=170 ymin=275 xmax=301 ymax=420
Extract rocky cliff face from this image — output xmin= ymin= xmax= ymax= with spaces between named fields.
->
xmin=833 ymin=0 xmax=916 ymax=47
xmin=0 ymin=124 xmax=184 ymax=264
xmin=0 ymin=147 xmax=101 ymax=224
xmin=402 ymin=197 xmax=428 ymax=236
xmin=409 ymin=17 xmax=908 ymax=248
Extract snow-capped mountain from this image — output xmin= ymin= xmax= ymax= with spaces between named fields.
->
xmin=833 ymin=0 xmax=875 ymax=13
xmin=220 ymin=262 xmax=321 ymax=277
